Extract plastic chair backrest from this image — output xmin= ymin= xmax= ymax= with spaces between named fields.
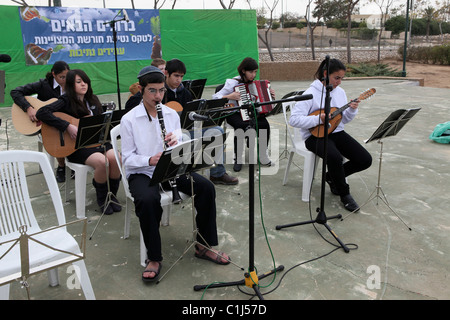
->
xmin=282 ymin=101 xmax=308 ymax=145
xmin=282 ymin=101 xmax=298 ymax=144
xmin=0 ymin=150 xmax=66 ymax=240
xmin=110 ymin=125 xmax=133 ymax=200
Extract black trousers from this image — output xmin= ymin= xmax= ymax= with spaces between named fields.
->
xmin=305 ymin=130 xmax=372 ymax=196
xmin=128 ymin=172 xmax=218 ymax=262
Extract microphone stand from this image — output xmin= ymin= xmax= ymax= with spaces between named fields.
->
xmin=193 ymin=95 xmax=311 ymax=299
xmin=103 ymin=10 xmax=127 ymax=110
xmin=275 ymin=57 xmax=350 ymax=253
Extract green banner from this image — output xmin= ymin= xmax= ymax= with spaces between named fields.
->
xmin=0 ymin=6 xmax=258 ymax=108
xmin=159 ymin=9 xmax=258 ymax=86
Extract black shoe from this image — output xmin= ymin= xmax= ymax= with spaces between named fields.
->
xmin=325 ymin=172 xmax=339 ymax=195
xmin=55 ymin=166 xmax=65 ymax=183
xmin=340 ymin=194 xmax=360 ymax=212
xmin=233 ymin=163 xmax=242 ymax=172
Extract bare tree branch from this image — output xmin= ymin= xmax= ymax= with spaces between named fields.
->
xmin=258 ymin=0 xmax=280 ymax=61
xmin=11 ymin=0 xmax=28 ymax=6
xmin=154 ymin=0 xmax=167 ymax=9
xmin=219 ymin=0 xmax=237 ymax=9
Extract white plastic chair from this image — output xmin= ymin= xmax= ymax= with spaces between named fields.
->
xmin=0 ymin=150 xmax=95 ymax=300
xmin=64 ymin=160 xmax=94 ymax=219
xmin=110 ymin=125 xmax=189 ymax=267
xmin=282 ymin=102 xmax=318 ymax=202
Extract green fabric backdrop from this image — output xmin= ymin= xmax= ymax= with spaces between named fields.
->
xmin=0 ymin=6 xmax=258 ymax=108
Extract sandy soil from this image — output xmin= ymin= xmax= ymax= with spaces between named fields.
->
xmin=378 ymin=59 xmax=450 ymax=89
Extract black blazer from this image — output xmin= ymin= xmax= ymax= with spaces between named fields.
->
xmin=36 ymin=94 xmax=103 ymax=132
xmin=10 ymin=78 xmax=62 ymax=112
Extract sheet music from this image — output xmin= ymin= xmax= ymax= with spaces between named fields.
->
xmin=365 ymin=107 xmax=421 ymax=143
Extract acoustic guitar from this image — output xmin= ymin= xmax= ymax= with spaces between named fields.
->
xmin=11 ymin=96 xmax=57 ymax=136
xmin=40 ymin=112 xmax=79 ymax=158
xmin=166 ymin=101 xmax=183 ymax=112
xmin=40 ymin=112 xmax=103 ymax=158
xmin=309 ymin=88 xmax=376 ymax=138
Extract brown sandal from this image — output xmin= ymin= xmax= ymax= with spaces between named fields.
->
xmin=195 ymin=245 xmax=230 ymax=265
xmin=142 ymin=260 xmax=162 ymax=282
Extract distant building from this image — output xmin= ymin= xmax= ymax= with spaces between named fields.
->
xmin=351 ymin=14 xmax=389 ymax=29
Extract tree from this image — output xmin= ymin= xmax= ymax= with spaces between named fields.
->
xmin=152 ymin=0 xmax=177 ymax=9
xmin=219 ymin=0 xmax=237 ymax=9
xmin=306 ymin=0 xmax=336 ymax=60
xmin=422 ymin=6 xmax=437 ymax=41
xmin=385 ymin=15 xmax=407 ymax=34
xmin=257 ymin=0 xmax=280 ymax=61
xmin=340 ymin=0 xmax=360 ymax=63
xmin=369 ymin=0 xmax=395 ymax=62
xmin=435 ymin=0 xmax=450 ymax=42
xmin=256 ymin=7 xmax=267 ymax=29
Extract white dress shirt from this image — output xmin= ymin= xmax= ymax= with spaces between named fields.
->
xmin=120 ymin=101 xmax=182 ymax=179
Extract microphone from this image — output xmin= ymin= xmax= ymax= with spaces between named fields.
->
xmin=189 ymin=112 xmax=209 ymax=121
xmin=123 ymin=9 xmax=130 ymax=22
xmin=256 ymin=94 xmax=313 ymax=106
xmin=292 ymin=94 xmax=313 ymax=101
xmin=0 ymin=54 xmax=11 ymax=63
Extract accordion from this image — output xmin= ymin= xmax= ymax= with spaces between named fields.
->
xmin=234 ymin=80 xmax=273 ymax=121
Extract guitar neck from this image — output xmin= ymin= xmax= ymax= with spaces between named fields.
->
xmin=330 ymin=98 xmax=357 ymax=119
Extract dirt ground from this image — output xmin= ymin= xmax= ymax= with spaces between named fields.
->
xmin=384 ymin=59 xmax=450 ymax=89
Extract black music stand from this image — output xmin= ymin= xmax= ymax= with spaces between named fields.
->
xmin=182 ymin=78 xmax=207 ymax=100
xmin=275 ymin=56 xmax=350 ymax=253
xmin=180 ymin=98 xmax=228 ymax=131
xmin=151 ymin=133 xmax=227 ymax=186
xmin=267 ymin=90 xmax=304 ymax=117
xmin=75 ymin=110 xmax=127 ymax=150
xmin=73 ymin=110 xmax=126 ymax=239
xmin=341 ymin=107 xmax=420 ymax=230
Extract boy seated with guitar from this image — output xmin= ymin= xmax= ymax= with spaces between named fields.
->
xmin=289 ymin=58 xmax=373 ymax=212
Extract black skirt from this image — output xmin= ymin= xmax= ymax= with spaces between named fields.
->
xmin=67 ymin=142 xmax=112 ymax=164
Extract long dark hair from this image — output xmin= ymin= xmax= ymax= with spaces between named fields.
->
xmin=45 ymin=60 xmax=69 ymax=83
xmin=65 ymin=69 xmax=101 ymax=117
xmin=314 ymin=58 xmax=346 ymax=81
xmin=237 ymin=57 xmax=259 ymax=83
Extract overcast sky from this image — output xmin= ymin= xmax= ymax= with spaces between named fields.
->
xmin=0 ymin=0 xmax=439 ymax=17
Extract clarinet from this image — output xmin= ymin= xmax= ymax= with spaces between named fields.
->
xmin=155 ymin=103 xmax=183 ymax=204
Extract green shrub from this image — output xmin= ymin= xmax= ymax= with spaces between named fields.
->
xmin=346 ymin=63 xmax=404 ymax=77
xmin=399 ymin=44 xmax=450 ymax=65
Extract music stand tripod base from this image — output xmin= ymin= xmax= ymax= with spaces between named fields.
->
xmin=340 ymin=141 xmax=412 ymax=231
xmin=340 ymin=108 xmax=419 ymax=231
xmin=193 ymin=162 xmax=284 ymax=299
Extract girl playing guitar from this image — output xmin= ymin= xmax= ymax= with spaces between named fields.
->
xmin=289 ymin=58 xmax=372 ymax=212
